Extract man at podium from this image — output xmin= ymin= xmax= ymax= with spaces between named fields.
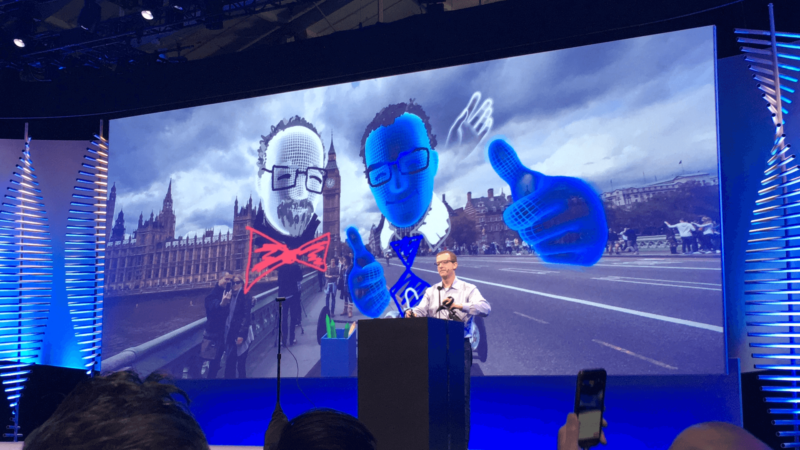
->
xmin=405 ymin=250 xmax=491 ymax=447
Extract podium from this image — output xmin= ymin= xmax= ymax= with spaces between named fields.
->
xmin=358 ymin=317 xmax=465 ymax=450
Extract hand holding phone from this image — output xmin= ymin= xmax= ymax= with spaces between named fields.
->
xmin=558 ymin=413 xmax=608 ymax=450
xmin=573 ymin=369 xmax=607 ymax=448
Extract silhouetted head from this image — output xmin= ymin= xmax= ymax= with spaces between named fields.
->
xmin=275 ymin=408 xmax=376 ymax=450
xmin=23 ymin=371 xmax=208 ymax=450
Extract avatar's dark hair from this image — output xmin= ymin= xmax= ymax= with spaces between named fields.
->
xmin=23 ymin=370 xmax=208 ymax=450
xmin=359 ymin=99 xmax=438 ymax=172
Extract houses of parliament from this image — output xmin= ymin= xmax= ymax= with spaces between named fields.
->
xmin=104 ymin=138 xmax=342 ymax=296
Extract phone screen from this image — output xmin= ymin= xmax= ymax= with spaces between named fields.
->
xmin=575 ymin=370 xmax=606 ymax=445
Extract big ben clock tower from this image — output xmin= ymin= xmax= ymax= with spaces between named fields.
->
xmin=322 ymin=134 xmax=341 ymax=256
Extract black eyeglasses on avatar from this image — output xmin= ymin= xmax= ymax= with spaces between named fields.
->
xmin=265 ymin=165 xmax=327 ymax=193
xmin=366 ymin=147 xmax=430 ymax=188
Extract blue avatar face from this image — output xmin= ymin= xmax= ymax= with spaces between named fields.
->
xmin=364 ymin=113 xmax=439 ymax=228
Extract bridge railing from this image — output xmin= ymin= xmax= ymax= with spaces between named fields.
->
xmin=102 ymin=271 xmax=321 ymax=376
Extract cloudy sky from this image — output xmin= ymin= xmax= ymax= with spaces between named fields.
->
xmin=109 ymin=26 xmax=717 ymax=240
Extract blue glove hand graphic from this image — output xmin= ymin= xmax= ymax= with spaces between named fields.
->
xmin=345 ymin=226 xmax=391 ymax=318
xmin=488 ymin=139 xmax=608 ymax=266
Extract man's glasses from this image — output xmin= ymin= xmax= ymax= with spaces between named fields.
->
xmin=265 ymin=165 xmax=327 ymax=193
xmin=366 ymin=147 xmax=430 ymax=188
xmin=434 ymin=260 xmax=455 ymax=267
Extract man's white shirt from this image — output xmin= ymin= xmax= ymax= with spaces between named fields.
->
xmin=410 ymin=277 xmax=491 ymax=338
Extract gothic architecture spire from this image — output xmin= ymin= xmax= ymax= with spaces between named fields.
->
xmin=163 ymin=179 xmax=173 ymax=211
xmin=106 ymin=182 xmax=117 ymax=241
xmin=325 ymin=131 xmax=338 ymax=170
xmin=322 ymin=131 xmax=341 ymax=253
xmin=110 ymin=209 xmax=126 ymax=242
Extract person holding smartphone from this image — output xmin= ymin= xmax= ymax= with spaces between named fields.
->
xmin=559 ymin=368 xmax=608 ymax=450
xmin=204 ymin=272 xmax=234 ymax=379
xmin=204 ymin=272 xmax=253 ymax=378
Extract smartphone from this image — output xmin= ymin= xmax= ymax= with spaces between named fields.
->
xmin=574 ymin=368 xmax=606 ymax=448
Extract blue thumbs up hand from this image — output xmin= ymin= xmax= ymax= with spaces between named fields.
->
xmin=345 ymin=226 xmax=391 ymax=318
xmin=488 ymin=139 xmax=608 ymax=267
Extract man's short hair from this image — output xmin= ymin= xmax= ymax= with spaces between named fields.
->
xmin=436 ymin=250 xmax=457 ymax=263
xmin=359 ymin=99 xmax=438 ymax=171
xmin=23 ymin=371 xmax=208 ymax=450
xmin=275 ymin=408 xmax=376 ymax=450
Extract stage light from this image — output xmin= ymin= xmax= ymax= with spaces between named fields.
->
xmin=10 ymin=4 xmax=38 ymax=50
xmin=141 ymin=9 xmax=154 ymax=20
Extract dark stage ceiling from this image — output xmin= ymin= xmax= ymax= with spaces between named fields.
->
xmin=0 ymin=0 xmax=798 ymax=138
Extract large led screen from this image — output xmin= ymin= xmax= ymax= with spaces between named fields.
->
xmin=104 ymin=26 xmax=723 ymax=378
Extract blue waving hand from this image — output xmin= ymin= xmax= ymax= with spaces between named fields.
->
xmin=488 ymin=139 xmax=608 ymax=266
xmin=345 ymin=226 xmax=392 ymax=318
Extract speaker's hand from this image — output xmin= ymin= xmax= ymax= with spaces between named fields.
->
xmin=346 ymin=227 xmax=391 ymax=318
xmin=489 ymin=139 xmax=608 ymax=267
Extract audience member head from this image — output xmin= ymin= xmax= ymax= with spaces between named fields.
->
xmin=668 ymin=421 xmax=770 ymax=450
xmin=23 ymin=370 xmax=208 ymax=450
xmin=275 ymin=408 xmax=376 ymax=450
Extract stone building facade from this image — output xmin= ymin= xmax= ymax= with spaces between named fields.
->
xmin=601 ymin=173 xmax=719 ymax=208
xmin=104 ymin=183 xmax=262 ymax=296
xmin=464 ymin=188 xmax=519 ymax=245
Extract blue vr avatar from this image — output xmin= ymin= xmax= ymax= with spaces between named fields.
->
xmin=348 ymin=106 xmax=445 ymax=318
xmin=347 ymin=98 xmax=495 ymax=317
xmin=364 ymin=112 xmax=438 ymax=228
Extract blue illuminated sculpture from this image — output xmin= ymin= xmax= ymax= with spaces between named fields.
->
xmin=0 ymin=131 xmax=52 ymax=440
xmin=488 ymin=139 xmax=607 ymax=266
xmin=735 ymin=7 xmax=800 ymax=449
xmin=67 ymin=130 xmax=107 ymax=377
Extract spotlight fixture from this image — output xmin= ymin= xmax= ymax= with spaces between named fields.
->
xmin=140 ymin=0 xmax=161 ymax=20
xmin=11 ymin=7 xmax=38 ymax=50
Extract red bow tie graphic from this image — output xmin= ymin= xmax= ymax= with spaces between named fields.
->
xmin=244 ymin=226 xmax=330 ymax=294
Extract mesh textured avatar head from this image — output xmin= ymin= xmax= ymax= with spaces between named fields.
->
xmin=363 ymin=112 xmax=439 ymax=228
xmin=258 ymin=117 xmax=325 ymax=237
